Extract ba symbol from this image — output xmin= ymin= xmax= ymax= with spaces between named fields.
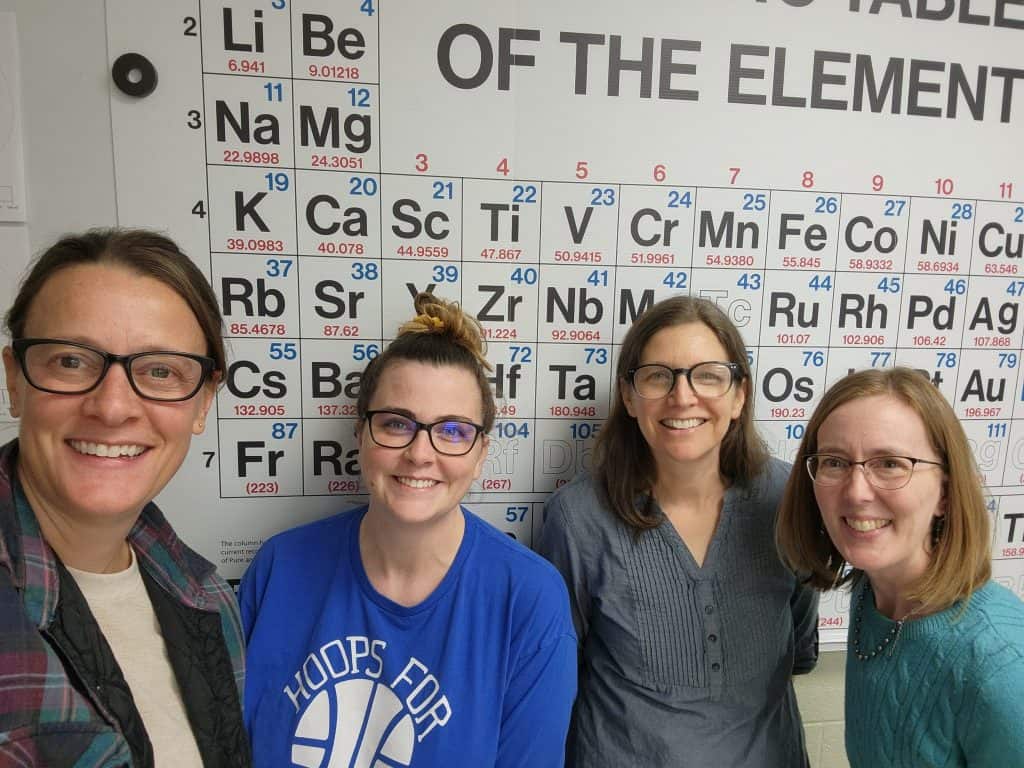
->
xmin=290 ymin=678 xmax=415 ymax=768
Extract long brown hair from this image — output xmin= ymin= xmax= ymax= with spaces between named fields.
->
xmin=596 ymin=296 xmax=766 ymax=532
xmin=775 ymin=367 xmax=990 ymax=611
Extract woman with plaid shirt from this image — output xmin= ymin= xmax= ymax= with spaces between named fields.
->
xmin=0 ymin=230 xmax=249 ymax=767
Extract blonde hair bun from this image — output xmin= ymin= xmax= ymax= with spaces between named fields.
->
xmin=398 ymin=293 xmax=493 ymax=372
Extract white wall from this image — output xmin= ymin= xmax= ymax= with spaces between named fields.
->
xmin=3 ymin=4 xmax=945 ymax=766
xmin=0 ymin=0 xmax=116 ymax=251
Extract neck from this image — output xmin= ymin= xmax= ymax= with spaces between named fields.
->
xmin=866 ymin=547 xmax=934 ymax=620
xmin=359 ymin=505 xmax=465 ymax=606
xmin=20 ymin=478 xmax=134 ymax=574
xmin=653 ymin=462 xmax=727 ymax=513
xmin=868 ymin=575 xmax=921 ymax=621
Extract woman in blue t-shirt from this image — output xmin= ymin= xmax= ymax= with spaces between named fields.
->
xmin=241 ymin=292 xmax=576 ymax=768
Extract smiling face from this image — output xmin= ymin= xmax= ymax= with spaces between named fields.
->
xmin=621 ymin=322 xmax=745 ymax=480
xmin=358 ymin=360 xmax=488 ymax=528
xmin=2 ymin=264 xmax=216 ymax=530
xmin=813 ymin=394 xmax=946 ymax=590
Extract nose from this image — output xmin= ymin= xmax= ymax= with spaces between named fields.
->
xmin=81 ymin=362 xmax=144 ymax=424
xmin=403 ymin=427 xmax=436 ymax=463
xmin=842 ymin=463 xmax=876 ymax=501
xmin=667 ymin=374 xmax=699 ymax=405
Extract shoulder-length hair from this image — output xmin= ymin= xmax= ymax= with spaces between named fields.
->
xmin=596 ymin=296 xmax=766 ymax=532
xmin=775 ymin=367 xmax=990 ymax=611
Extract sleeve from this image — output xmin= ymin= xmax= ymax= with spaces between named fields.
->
xmin=238 ymin=543 xmax=270 ymax=642
xmin=766 ymin=458 xmax=819 ymax=675
xmin=494 ymin=601 xmax=578 ymax=768
xmin=536 ymin=492 xmax=591 ymax=643
xmin=790 ymin=575 xmax=819 ymax=675
xmin=959 ymin=655 xmax=1024 ymax=766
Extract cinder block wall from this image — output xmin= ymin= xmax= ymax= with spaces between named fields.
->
xmin=794 ymin=652 xmax=850 ymax=768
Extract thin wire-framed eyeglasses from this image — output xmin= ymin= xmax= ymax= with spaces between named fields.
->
xmin=805 ymin=454 xmax=945 ymax=491
xmin=627 ymin=361 xmax=742 ymax=399
xmin=364 ymin=410 xmax=485 ymax=456
xmin=12 ymin=338 xmax=214 ymax=403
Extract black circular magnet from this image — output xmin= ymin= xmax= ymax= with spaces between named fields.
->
xmin=112 ymin=53 xmax=158 ymax=98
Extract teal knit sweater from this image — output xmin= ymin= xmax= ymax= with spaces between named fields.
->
xmin=845 ymin=579 xmax=1024 ymax=767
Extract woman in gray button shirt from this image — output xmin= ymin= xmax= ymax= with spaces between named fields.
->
xmin=538 ymin=295 xmax=819 ymax=768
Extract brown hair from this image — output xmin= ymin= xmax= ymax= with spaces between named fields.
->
xmin=597 ymin=296 xmax=767 ymax=532
xmin=5 ymin=228 xmax=226 ymax=374
xmin=775 ymin=367 xmax=990 ymax=611
xmin=356 ymin=293 xmax=496 ymax=431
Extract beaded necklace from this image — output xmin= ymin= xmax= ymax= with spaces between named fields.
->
xmin=851 ymin=581 xmax=921 ymax=661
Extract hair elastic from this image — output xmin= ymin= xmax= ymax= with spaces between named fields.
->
xmin=415 ymin=313 xmax=445 ymax=331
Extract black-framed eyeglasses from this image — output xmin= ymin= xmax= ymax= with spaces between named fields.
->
xmin=805 ymin=454 xmax=946 ymax=491
xmin=11 ymin=338 xmax=215 ymax=403
xmin=627 ymin=361 xmax=742 ymax=400
xmin=364 ymin=410 xmax=485 ymax=456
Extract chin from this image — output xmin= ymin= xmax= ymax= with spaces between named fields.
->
xmin=660 ymin=447 xmax=719 ymax=470
xmin=839 ymin=548 xmax=887 ymax=574
xmin=395 ymin=512 xmax=450 ymax=529
xmin=384 ymin=501 xmax=453 ymax=525
xmin=71 ymin=489 xmax=149 ymax=521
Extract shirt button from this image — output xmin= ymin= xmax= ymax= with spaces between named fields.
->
xmin=708 ymin=634 xmax=717 ymax=643
xmin=704 ymin=605 xmax=714 ymax=614
xmin=712 ymin=662 xmax=721 ymax=672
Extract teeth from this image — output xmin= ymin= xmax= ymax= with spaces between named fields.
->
xmin=70 ymin=440 xmax=146 ymax=458
xmin=845 ymin=517 xmax=891 ymax=532
xmin=396 ymin=477 xmax=438 ymax=489
xmin=662 ymin=418 xmax=704 ymax=429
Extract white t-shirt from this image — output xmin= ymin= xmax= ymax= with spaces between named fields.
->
xmin=67 ymin=546 xmax=203 ymax=767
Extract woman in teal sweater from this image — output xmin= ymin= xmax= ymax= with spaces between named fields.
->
xmin=776 ymin=367 xmax=1024 ymax=767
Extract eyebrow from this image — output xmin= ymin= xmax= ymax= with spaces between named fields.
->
xmin=31 ymin=336 xmax=197 ymax=354
xmin=815 ymin=445 xmax=915 ymax=456
xmin=374 ymin=407 xmax=478 ymax=423
xmin=636 ymin=360 xmax=726 ymax=367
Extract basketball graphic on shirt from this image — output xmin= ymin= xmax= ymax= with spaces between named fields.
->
xmin=290 ymin=678 xmax=415 ymax=768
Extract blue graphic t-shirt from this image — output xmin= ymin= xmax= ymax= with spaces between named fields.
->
xmin=240 ymin=506 xmax=577 ymax=768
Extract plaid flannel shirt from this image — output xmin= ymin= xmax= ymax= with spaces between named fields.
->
xmin=0 ymin=440 xmax=246 ymax=767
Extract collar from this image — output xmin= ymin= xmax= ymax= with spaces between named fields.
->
xmin=0 ymin=439 xmax=216 ymax=628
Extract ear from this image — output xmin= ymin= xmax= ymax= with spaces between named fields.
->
xmin=471 ymin=434 xmax=490 ymax=481
xmin=2 ymin=346 xmax=23 ymax=418
xmin=621 ymin=378 xmax=637 ymax=418
xmin=191 ymin=375 xmax=219 ymax=435
xmin=355 ymin=419 xmax=372 ymax=453
xmin=730 ymin=378 xmax=747 ymax=420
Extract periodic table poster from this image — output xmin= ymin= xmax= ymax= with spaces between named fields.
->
xmin=103 ymin=0 xmax=1023 ymax=645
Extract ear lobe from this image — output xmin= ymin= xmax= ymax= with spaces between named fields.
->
xmin=730 ymin=381 xmax=747 ymax=420
xmin=192 ymin=381 xmax=217 ymax=435
xmin=3 ymin=346 xmax=23 ymax=418
xmin=621 ymin=381 xmax=637 ymax=418
xmin=472 ymin=435 xmax=490 ymax=480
